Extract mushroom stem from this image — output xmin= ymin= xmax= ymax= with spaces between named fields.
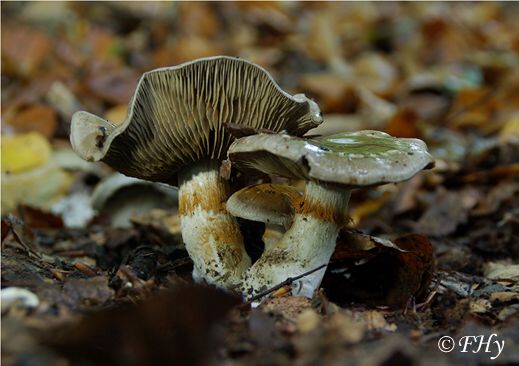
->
xmin=178 ymin=159 xmax=251 ymax=289
xmin=242 ymin=180 xmax=350 ymax=299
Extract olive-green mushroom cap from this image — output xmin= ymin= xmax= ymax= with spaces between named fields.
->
xmin=228 ymin=131 xmax=433 ymax=187
xmin=70 ymin=56 xmax=322 ymax=184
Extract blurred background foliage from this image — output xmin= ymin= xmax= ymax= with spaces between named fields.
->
xmin=2 ymin=3 xmax=519 ymax=365
xmin=1 ymin=1 xmax=518 ymax=228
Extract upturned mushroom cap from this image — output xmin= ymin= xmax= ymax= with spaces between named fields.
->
xmin=91 ymin=172 xmax=177 ymax=211
xmin=70 ymin=56 xmax=322 ymax=184
xmin=226 ymin=183 xmax=302 ymax=228
xmin=228 ymin=131 xmax=433 ymax=187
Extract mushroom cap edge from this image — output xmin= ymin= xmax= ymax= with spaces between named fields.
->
xmin=228 ymin=131 xmax=434 ymax=187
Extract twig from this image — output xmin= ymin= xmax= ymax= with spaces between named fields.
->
xmin=248 ymin=264 xmax=327 ymax=303
xmin=156 ymin=257 xmax=193 ymax=272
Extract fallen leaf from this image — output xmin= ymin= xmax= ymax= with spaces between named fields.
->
xmin=357 ymin=86 xmax=396 ymax=128
xmin=471 ymin=180 xmax=519 ymax=215
xmin=305 ymin=12 xmax=339 ymax=63
xmin=497 ymin=304 xmax=519 ymax=321
xmin=1 ymin=219 xmax=10 ymax=243
xmin=353 ymin=52 xmax=398 ymax=96
xmin=61 ymin=277 xmax=114 ymax=309
xmin=86 ymin=65 xmax=139 ymax=105
xmin=349 ymin=190 xmax=393 ymax=226
xmin=1 ymin=132 xmax=52 ymax=174
xmin=326 ymin=232 xmax=435 ymax=309
xmin=297 ymin=308 xmax=320 ymax=333
xmin=484 ymin=262 xmax=519 ymax=281
xmin=104 ymin=104 xmax=127 ymax=125
xmin=448 ymin=87 xmax=498 ymax=129
xmin=43 ymin=285 xmax=239 ymax=366
xmin=2 ymin=157 xmax=73 ymax=213
xmin=260 ymin=296 xmax=313 ymax=323
xmin=6 ymin=104 xmax=58 ymax=138
xmin=392 ymin=175 xmax=425 ymax=215
xmin=385 ymin=107 xmax=421 ymax=139
xmin=499 ymin=114 xmax=519 ymax=143
xmin=304 ymin=114 xmax=365 ymax=136
xmin=1 ymin=24 xmax=52 ymax=77
xmin=298 ymin=73 xmax=357 ymax=113
xmin=415 ymin=187 xmax=481 ymax=236
xmin=462 ymin=163 xmax=519 ymax=184
xmin=17 ymin=205 xmax=64 ymax=229
xmin=489 ymin=292 xmax=519 ymax=303
xmin=177 ymin=2 xmax=220 ymax=37
xmin=420 ymin=18 xmax=467 ymax=64
xmin=153 ymin=36 xmax=222 ymax=67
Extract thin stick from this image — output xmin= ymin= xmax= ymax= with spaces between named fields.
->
xmin=248 ymin=264 xmax=327 ymax=303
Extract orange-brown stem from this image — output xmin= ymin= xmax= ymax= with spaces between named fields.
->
xmin=178 ymin=159 xmax=251 ymax=289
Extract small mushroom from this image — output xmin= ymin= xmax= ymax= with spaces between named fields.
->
xmin=226 ymin=183 xmax=301 ymax=229
xmin=227 ymin=130 xmax=433 ymax=298
xmin=69 ymin=56 xmax=322 ymax=289
xmin=227 ymin=183 xmax=302 ymax=249
xmin=91 ymin=173 xmax=178 ymax=228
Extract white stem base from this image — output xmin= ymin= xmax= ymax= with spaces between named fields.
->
xmin=241 ymin=181 xmax=350 ymax=299
xmin=179 ymin=160 xmax=250 ymax=290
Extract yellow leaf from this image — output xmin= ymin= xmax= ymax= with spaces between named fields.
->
xmin=350 ymin=191 xmax=392 ymax=226
xmin=104 ymin=104 xmax=127 ymax=126
xmin=1 ymin=160 xmax=73 ymax=213
xmin=500 ymin=115 xmax=519 ymax=142
xmin=1 ymin=132 xmax=51 ymax=174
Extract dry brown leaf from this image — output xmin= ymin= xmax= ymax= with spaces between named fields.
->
xmin=177 ymin=2 xmax=220 ymax=37
xmin=489 ymin=292 xmax=519 ymax=303
xmin=415 ymin=187 xmax=481 ymax=236
xmin=349 ymin=190 xmax=393 ymax=226
xmin=299 ymin=73 xmax=357 ymax=113
xmin=484 ymin=262 xmax=519 ymax=281
xmin=6 ymin=104 xmax=58 ymax=138
xmin=260 ymin=296 xmax=313 ymax=323
xmin=327 ymin=232 xmax=435 ymax=309
xmin=420 ymin=18 xmax=467 ymax=64
xmin=86 ymin=65 xmax=139 ymax=105
xmin=353 ymin=52 xmax=398 ymax=96
xmin=499 ymin=115 xmax=519 ymax=143
xmin=385 ymin=107 xmax=421 ymax=139
xmin=448 ymin=87 xmax=498 ymax=129
xmin=305 ymin=13 xmax=339 ymax=63
xmin=1 ymin=24 xmax=52 ymax=77
xmin=152 ymin=36 xmax=222 ymax=67
xmin=104 ymin=104 xmax=127 ymax=125
xmin=297 ymin=308 xmax=320 ymax=333
xmin=17 ymin=205 xmax=63 ymax=229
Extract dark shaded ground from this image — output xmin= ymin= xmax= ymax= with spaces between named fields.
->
xmin=2 ymin=2 xmax=519 ymax=366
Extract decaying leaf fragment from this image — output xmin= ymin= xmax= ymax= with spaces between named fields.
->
xmin=324 ymin=232 xmax=435 ymax=309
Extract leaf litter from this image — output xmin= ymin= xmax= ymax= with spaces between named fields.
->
xmin=1 ymin=2 xmax=519 ymax=365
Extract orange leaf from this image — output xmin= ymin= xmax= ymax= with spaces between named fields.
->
xmin=7 ymin=104 xmax=57 ymax=138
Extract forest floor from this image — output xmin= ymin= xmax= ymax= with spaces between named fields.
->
xmin=2 ymin=2 xmax=519 ymax=365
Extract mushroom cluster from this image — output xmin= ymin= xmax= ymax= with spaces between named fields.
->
xmin=70 ymin=56 xmax=322 ymax=290
xmin=70 ymin=56 xmax=432 ymax=300
xmin=227 ymin=131 xmax=433 ymax=298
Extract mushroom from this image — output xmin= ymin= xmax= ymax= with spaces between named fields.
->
xmin=226 ymin=183 xmax=302 ymax=249
xmin=226 ymin=183 xmax=301 ymax=229
xmin=227 ymin=130 xmax=433 ymax=298
xmin=91 ymin=173 xmax=178 ymax=228
xmin=69 ymin=56 xmax=322 ymax=290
